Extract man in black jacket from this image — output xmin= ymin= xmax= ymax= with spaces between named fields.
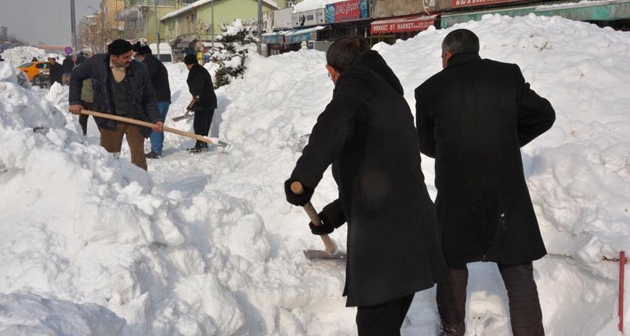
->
xmin=285 ymin=37 xmax=449 ymax=335
xmin=138 ymin=45 xmax=171 ymax=159
xmin=184 ymin=53 xmax=217 ymax=153
xmin=48 ymin=56 xmax=63 ymax=87
xmin=68 ymin=39 xmax=163 ymax=171
xmin=414 ymin=29 xmax=555 ymax=336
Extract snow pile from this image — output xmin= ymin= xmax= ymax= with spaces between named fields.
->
xmin=0 ymin=13 xmax=629 ymax=336
xmin=0 ymin=46 xmax=47 ymax=66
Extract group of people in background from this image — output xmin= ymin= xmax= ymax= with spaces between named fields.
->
xmin=67 ymin=39 xmax=217 ymax=171
xmin=285 ymin=29 xmax=555 ymax=336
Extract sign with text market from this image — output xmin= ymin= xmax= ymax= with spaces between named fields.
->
xmin=451 ymin=0 xmax=522 ymax=8
xmin=325 ymin=0 xmax=369 ymax=23
xmin=370 ymin=16 xmax=435 ymax=34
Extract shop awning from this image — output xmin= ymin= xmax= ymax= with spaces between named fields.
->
xmin=370 ymin=15 xmax=436 ymax=35
xmin=262 ymin=33 xmax=284 ymax=44
xmin=441 ymin=0 xmax=630 ymax=28
xmin=283 ymin=26 xmax=326 ymax=44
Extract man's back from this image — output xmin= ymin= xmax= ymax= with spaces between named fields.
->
xmin=415 ymin=52 xmax=554 ymax=265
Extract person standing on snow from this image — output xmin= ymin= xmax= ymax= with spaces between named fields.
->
xmin=284 ymin=36 xmax=449 ymax=335
xmin=414 ymin=29 xmax=555 ymax=336
xmin=48 ymin=56 xmax=63 ymax=87
xmin=184 ymin=53 xmax=217 ymax=153
xmin=68 ymin=39 xmax=164 ymax=171
xmin=138 ymin=45 xmax=171 ymax=159
xmin=62 ymin=54 xmax=75 ymax=84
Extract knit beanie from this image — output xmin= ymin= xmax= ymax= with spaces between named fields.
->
xmin=108 ymin=39 xmax=133 ymax=56
xmin=183 ymin=53 xmax=198 ymax=65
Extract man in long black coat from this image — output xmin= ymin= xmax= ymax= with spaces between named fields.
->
xmin=184 ymin=53 xmax=217 ymax=153
xmin=285 ymin=37 xmax=449 ymax=335
xmin=415 ymin=29 xmax=555 ymax=336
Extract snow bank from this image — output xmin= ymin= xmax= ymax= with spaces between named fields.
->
xmin=0 ymin=13 xmax=629 ymax=336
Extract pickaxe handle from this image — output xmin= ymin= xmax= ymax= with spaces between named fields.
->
xmin=290 ymin=181 xmax=337 ymax=254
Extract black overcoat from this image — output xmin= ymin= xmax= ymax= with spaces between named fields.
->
xmin=414 ymin=53 xmax=556 ymax=266
xmin=186 ymin=63 xmax=217 ymax=110
xmin=291 ymin=51 xmax=448 ymax=307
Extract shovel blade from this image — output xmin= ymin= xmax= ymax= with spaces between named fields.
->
xmin=303 ymin=249 xmax=347 ymax=260
xmin=172 ymin=114 xmax=192 ymax=122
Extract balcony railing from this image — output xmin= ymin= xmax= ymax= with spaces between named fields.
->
xmin=127 ymin=0 xmax=176 ymax=7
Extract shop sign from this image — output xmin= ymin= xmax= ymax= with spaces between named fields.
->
xmin=285 ymin=31 xmax=318 ymax=44
xmin=370 ymin=16 xmax=435 ymax=34
xmin=262 ymin=34 xmax=283 ymax=44
xmin=451 ymin=0 xmax=522 ymax=9
xmin=325 ymin=0 xmax=369 ymax=23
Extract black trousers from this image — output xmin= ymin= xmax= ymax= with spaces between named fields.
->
xmin=356 ymin=294 xmax=414 ymax=336
xmin=193 ymin=108 xmax=215 ymax=147
xmin=79 ymin=101 xmax=93 ymax=136
xmin=436 ymin=262 xmax=544 ymax=336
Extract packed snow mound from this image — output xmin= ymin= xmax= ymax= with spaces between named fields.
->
xmin=0 ymin=292 xmax=125 ymax=336
xmin=0 ymin=46 xmax=48 ymax=66
xmin=0 ymin=13 xmax=629 ymax=336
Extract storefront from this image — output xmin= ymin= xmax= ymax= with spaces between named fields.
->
xmin=262 ymin=26 xmax=326 ymax=55
xmin=370 ymin=15 xmax=437 ymax=44
xmin=441 ymin=0 xmax=630 ymax=30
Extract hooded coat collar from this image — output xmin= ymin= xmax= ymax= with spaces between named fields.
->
xmin=351 ymin=50 xmax=404 ymax=95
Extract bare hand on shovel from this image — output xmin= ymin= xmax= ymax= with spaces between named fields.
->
xmin=290 ymin=181 xmax=346 ymax=260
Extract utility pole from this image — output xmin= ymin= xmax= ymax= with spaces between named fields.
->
xmin=154 ymin=0 xmax=160 ymax=56
xmin=211 ymin=0 xmax=214 ymax=49
xmin=257 ymin=0 xmax=262 ymax=54
xmin=70 ymin=0 xmax=78 ymax=55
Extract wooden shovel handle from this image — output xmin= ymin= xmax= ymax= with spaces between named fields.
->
xmin=290 ymin=181 xmax=337 ymax=254
xmin=81 ymin=109 xmax=214 ymax=144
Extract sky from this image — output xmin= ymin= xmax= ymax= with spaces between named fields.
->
xmin=0 ymin=0 xmax=101 ymax=46
xmin=1 ymin=13 xmax=630 ymax=336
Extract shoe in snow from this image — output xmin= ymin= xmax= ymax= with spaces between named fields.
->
xmin=145 ymin=151 xmax=162 ymax=159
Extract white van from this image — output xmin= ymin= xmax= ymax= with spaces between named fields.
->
xmin=148 ymin=42 xmax=173 ymax=62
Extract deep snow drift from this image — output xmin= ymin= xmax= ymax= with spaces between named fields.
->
xmin=0 ymin=14 xmax=629 ymax=336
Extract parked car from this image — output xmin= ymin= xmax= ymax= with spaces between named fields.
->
xmin=16 ymin=61 xmax=51 ymax=87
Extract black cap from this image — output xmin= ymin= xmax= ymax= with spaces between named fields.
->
xmin=108 ymin=39 xmax=133 ymax=56
xmin=132 ymin=41 xmax=142 ymax=52
xmin=137 ymin=45 xmax=152 ymax=56
xmin=183 ymin=53 xmax=197 ymax=65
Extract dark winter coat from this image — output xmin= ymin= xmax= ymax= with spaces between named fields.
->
xmin=69 ymin=53 xmax=161 ymax=137
xmin=49 ymin=62 xmax=63 ymax=86
xmin=414 ymin=52 xmax=556 ymax=266
xmin=62 ymin=56 xmax=74 ymax=74
xmin=290 ymin=50 xmax=449 ymax=307
xmin=186 ymin=63 xmax=217 ymax=111
xmin=142 ymin=54 xmax=171 ymax=103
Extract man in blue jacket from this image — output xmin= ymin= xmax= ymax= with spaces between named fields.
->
xmin=69 ymin=39 xmax=163 ymax=171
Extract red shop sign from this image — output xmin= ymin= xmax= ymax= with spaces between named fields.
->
xmin=370 ymin=16 xmax=435 ymax=34
xmin=334 ymin=0 xmax=361 ymax=22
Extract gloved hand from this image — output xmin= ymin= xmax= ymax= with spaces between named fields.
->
xmin=284 ymin=179 xmax=314 ymax=206
xmin=308 ymin=212 xmax=335 ymax=235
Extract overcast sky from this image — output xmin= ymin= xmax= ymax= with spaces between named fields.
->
xmin=0 ymin=0 xmax=101 ymax=46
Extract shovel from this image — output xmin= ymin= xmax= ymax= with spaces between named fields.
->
xmin=80 ymin=109 xmax=232 ymax=153
xmin=172 ymin=110 xmax=193 ymax=122
xmin=291 ymin=181 xmax=346 ymax=260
